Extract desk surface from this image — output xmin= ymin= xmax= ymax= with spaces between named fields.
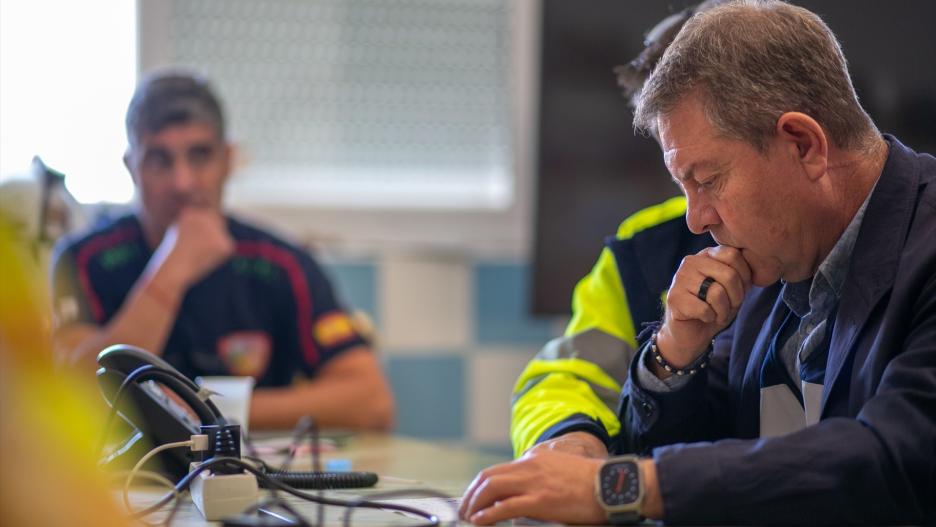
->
xmin=127 ymin=433 xmax=510 ymax=526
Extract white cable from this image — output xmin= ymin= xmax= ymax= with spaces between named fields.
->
xmin=123 ymin=440 xmax=193 ymax=513
xmin=111 ymin=470 xmax=181 ymax=527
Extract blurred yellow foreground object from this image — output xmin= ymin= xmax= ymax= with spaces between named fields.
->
xmin=0 ymin=211 xmax=127 ymax=527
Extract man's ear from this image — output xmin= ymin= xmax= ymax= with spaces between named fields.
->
xmin=220 ymin=142 xmax=236 ymax=183
xmin=222 ymin=142 xmax=247 ymax=184
xmin=775 ymin=112 xmax=828 ymax=182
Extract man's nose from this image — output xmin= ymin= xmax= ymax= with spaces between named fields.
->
xmin=170 ymin=159 xmax=196 ymax=193
xmin=685 ymin=193 xmax=718 ymax=235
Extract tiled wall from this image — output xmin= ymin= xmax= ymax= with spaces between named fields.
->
xmin=325 ymin=254 xmax=566 ymax=452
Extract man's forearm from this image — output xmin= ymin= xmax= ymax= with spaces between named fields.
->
xmin=55 ymin=263 xmax=188 ymax=371
xmin=249 ymin=348 xmax=394 ymax=431
xmin=524 ymin=430 xmax=610 ymax=459
xmin=55 ymin=208 xmax=236 ymax=372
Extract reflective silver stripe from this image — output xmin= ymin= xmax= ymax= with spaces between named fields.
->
xmin=539 ymin=329 xmax=635 ymax=382
xmin=512 ymin=329 xmax=636 ymax=407
xmin=511 ymin=374 xmax=548 ymax=405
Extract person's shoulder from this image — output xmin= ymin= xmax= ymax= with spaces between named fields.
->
xmin=614 ymin=196 xmax=689 ymax=241
xmin=52 ymin=213 xmax=140 ymax=264
xmin=908 ymin=144 xmax=936 ymax=190
xmin=609 ymin=196 xmax=713 ymax=258
xmin=885 ymin=135 xmax=936 ymax=210
xmin=885 ymin=134 xmax=936 ymax=176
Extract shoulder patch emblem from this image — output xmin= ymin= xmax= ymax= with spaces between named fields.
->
xmin=217 ymin=331 xmax=272 ymax=378
xmin=313 ymin=311 xmax=358 ymax=348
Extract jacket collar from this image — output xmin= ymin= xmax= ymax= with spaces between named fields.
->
xmin=821 ymin=135 xmax=922 ymax=413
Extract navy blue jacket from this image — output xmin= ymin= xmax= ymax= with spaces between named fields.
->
xmin=620 ymin=136 xmax=936 ymax=524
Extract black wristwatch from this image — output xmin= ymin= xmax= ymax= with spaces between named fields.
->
xmin=595 ymin=455 xmax=644 ymax=524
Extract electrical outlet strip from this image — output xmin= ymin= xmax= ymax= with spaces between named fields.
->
xmin=189 ymin=462 xmax=259 ymax=520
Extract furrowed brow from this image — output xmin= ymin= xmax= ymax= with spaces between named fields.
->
xmin=673 ymin=159 xmax=727 ymax=183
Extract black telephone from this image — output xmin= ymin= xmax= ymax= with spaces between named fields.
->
xmin=96 ymin=345 xmax=380 ymax=492
xmin=97 ymin=344 xmax=226 ymax=480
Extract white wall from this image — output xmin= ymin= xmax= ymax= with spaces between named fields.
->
xmin=136 ymin=0 xmax=558 ymax=450
xmin=138 ymin=0 xmax=541 ymax=261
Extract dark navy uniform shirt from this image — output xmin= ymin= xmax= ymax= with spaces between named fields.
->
xmin=51 ymin=214 xmax=368 ymax=387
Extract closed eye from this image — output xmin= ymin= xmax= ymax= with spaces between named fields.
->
xmin=698 ymin=172 xmax=723 ymax=190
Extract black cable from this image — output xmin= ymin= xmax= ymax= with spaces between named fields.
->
xmin=97 ymin=363 xmax=158 ymax=456
xmin=341 ymin=489 xmax=457 ymax=527
xmin=244 ymin=456 xmax=378 ymax=490
xmin=97 ymin=363 xmax=225 ymax=459
xmin=108 ymin=470 xmax=184 ymax=527
xmin=261 ymin=470 xmax=378 ymax=490
xmin=276 ymin=415 xmax=314 ymax=473
xmin=310 ymin=418 xmax=324 ymax=527
xmin=131 ymin=457 xmax=443 ymax=527
xmin=227 ymin=498 xmax=313 ymax=526
xmin=237 ymin=420 xmax=299 ymax=524
xmin=112 ymin=383 xmax=445 ymax=526
xmin=98 ymin=363 xmax=195 ymax=527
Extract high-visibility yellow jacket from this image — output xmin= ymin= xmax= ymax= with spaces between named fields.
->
xmin=510 ymin=196 xmax=715 ymax=456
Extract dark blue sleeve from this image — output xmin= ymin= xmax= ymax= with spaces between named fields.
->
xmin=619 ymin=328 xmax=736 ymax=454
xmin=298 ymin=252 xmax=370 ymax=373
xmin=621 ymin=288 xmax=936 ymax=524
xmin=533 ymin=413 xmax=613 ymax=449
xmin=49 ymin=240 xmax=97 ymax=327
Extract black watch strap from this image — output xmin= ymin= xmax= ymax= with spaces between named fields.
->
xmin=609 ymin=511 xmax=641 ymax=524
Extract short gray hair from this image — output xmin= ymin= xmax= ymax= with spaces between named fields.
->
xmin=632 ymin=0 xmax=877 ymax=152
xmin=125 ymin=69 xmax=226 ymax=148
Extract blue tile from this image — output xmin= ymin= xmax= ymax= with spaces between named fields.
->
xmin=326 ymin=261 xmax=379 ymax=325
xmin=386 ymin=355 xmax=465 ymax=439
xmin=474 ymin=263 xmax=557 ymax=345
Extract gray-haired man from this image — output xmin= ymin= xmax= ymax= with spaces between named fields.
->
xmin=461 ymin=1 xmax=936 ymax=524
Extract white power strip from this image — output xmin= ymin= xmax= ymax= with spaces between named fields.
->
xmin=189 ymin=462 xmax=259 ymax=520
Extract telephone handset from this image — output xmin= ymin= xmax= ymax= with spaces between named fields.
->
xmin=97 ymin=344 xmax=381 ymax=493
xmin=97 ymin=344 xmax=226 ymax=479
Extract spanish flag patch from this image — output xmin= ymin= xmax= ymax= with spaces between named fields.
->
xmin=313 ymin=311 xmax=358 ymax=348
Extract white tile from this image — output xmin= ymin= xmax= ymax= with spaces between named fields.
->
xmin=468 ymin=349 xmax=539 ymax=446
xmin=379 ymin=253 xmax=471 ymax=352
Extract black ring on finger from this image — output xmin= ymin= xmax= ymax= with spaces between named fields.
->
xmin=697 ymin=276 xmax=716 ymax=302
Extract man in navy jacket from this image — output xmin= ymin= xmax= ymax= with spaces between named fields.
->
xmin=461 ymin=1 xmax=935 ymax=524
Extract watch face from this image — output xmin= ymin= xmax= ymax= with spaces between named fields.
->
xmin=599 ymin=460 xmax=640 ymax=506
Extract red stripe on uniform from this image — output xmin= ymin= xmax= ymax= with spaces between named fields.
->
xmin=75 ymin=226 xmax=140 ymax=324
xmin=236 ymin=241 xmax=320 ymax=366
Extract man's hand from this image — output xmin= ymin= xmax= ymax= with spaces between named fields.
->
xmin=459 ymin=451 xmax=606 ymax=525
xmin=524 ymin=431 xmax=609 ymax=459
xmin=150 ymin=207 xmax=235 ymax=292
xmin=656 ymin=246 xmax=752 ymax=369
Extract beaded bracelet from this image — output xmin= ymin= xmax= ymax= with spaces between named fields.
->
xmin=649 ymin=330 xmax=713 ymax=376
